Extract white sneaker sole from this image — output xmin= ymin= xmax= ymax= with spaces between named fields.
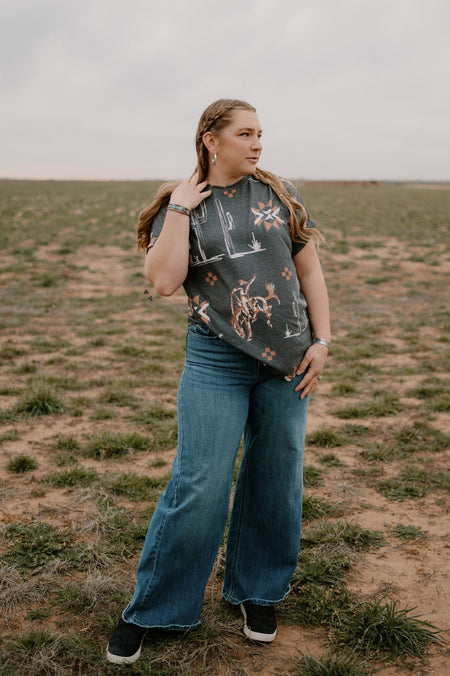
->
xmin=106 ymin=643 xmax=142 ymax=664
xmin=240 ymin=604 xmax=277 ymax=643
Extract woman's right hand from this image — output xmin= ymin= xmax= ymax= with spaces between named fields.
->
xmin=170 ymin=172 xmax=212 ymax=211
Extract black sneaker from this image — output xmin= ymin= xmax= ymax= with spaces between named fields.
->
xmin=240 ymin=602 xmax=277 ymax=642
xmin=106 ymin=618 xmax=147 ymax=664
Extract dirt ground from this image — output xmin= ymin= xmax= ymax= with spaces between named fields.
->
xmin=0 ymin=181 xmax=449 ymax=674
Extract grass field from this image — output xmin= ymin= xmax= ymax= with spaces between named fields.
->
xmin=0 ymin=179 xmax=449 ymax=675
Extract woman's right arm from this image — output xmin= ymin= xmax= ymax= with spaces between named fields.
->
xmin=144 ymin=173 xmax=211 ymax=296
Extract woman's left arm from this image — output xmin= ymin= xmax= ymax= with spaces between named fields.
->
xmin=293 ymin=240 xmax=331 ymax=398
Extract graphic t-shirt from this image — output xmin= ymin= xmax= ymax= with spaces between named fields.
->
xmin=149 ymin=175 xmax=315 ymax=380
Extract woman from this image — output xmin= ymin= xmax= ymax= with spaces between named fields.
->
xmin=107 ymin=99 xmax=330 ymax=665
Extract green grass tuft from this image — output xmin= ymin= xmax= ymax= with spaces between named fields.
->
xmin=130 ymin=404 xmax=178 ymax=450
xmin=0 ymin=430 xmax=20 ymax=445
xmin=3 ymin=629 xmax=120 ymax=675
xmin=318 ymin=453 xmax=346 ymax=467
xmin=95 ymin=505 xmax=150 ymax=557
xmin=295 ymin=652 xmax=373 ymax=676
xmin=390 ymin=523 xmax=428 ymax=541
xmin=2 ymin=522 xmax=83 ymax=570
xmin=56 ymin=584 xmax=92 ymax=614
xmin=9 ymin=628 xmax=56 ymax=652
xmin=281 ymin=582 xmax=355 ymax=627
xmin=332 ymin=598 xmax=442 ymax=660
xmin=27 ymin=608 xmax=51 ymax=621
xmin=302 ymin=521 xmax=385 ymax=551
xmin=83 ymin=431 xmax=151 ymax=459
xmin=302 ymin=494 xmax=341 ymax=521
xmin=376 ymin=478 xmax=426 ymax=501
xmin=0 ymin=343 xmax=26 ymax=362
xmin=341 ymin=423 xmax=371 ymax=438
xmin=333 ymin=391 xmax=402 ymax=419
xmin=14 ymin=377 xmax=65 ymax=417
xmin=90 ymin=407 xmax=115 ymax=420
xmin=406 ymin=377 xmax=450 ymax=411
xmin=350 ymin=466 xmax=383 ymax=479
xmin=44 ymin=466 xmax=98 ymax=487
xmin=306 ymin=429 xmax=348 ymax=448
xmin=98 ymin=385 xmax=138 ymax=407
xmin=331 ymin=382 xmax=358 ymax=396
xmin=54 ymin=436 xmax=82 ymax=452
xmin=303 ymin=465 xmax=325 ymax=487
xmin=360 ymin=445 xmax=395 ymax=462
xmin=292 ymin=548 xmax=351 ymax=588
xmin=35 ymin=272 xmax=59 ymax=287
xmin=7 ymin=454 xmax=38 ymax=473
xmin=376 ymin=464 xmax=449 ymax=502
xmin=104 ymin=471 xmax=169 ymax=502
xmin=402 ymin=464 xmax=450 ymax=490
xmin=392 ymin=421 xmax=450 ymax=456
xmin=132 ymin=403 xmax=177 ymax=424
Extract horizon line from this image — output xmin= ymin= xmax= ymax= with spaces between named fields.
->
xmin=1 ymin=176 xmax=449 ymax=185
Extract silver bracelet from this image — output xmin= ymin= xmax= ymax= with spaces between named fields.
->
xmin=167 ymin=203 xmax=191 ymax=217
xmin=314 ymin=338 xmax=331 ymax=348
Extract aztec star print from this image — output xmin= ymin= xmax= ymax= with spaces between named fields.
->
xmin=251 ymin=199 xmax=285 ymax=231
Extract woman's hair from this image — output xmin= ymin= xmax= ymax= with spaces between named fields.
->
xmin=136 ymin=99 xmax=313 ymax=251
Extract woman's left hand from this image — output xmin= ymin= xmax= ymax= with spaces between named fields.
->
xmin=294 ymin=343 xmax=328 ymax=399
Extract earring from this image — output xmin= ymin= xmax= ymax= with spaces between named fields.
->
xmin=211 ymin=153 xmax=217 ymax=166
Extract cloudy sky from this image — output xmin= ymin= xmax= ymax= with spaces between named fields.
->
xmin=1 ymin=0 xmax=449 ymax=181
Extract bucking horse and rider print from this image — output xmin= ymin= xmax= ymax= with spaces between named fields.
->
xmin=230 ymin=273 xmax=280 ymax=342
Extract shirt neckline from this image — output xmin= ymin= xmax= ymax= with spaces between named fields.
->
xmin=207 ymin=175 xmax=250 ymax=190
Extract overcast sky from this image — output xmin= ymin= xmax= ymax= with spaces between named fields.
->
xmin=1 ymin=0 xmax=449 ymax=181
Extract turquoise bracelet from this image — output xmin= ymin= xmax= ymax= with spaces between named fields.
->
xmin=168 ymin=203 xmax=191 ymax=217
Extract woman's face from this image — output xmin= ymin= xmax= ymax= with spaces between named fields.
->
xmin=213 ymin=109 xmax=263 ymax=180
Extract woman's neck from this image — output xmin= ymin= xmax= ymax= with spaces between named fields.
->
xmin=206 ymin=168 xmax=245 ymax=188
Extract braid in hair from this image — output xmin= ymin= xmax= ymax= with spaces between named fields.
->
xmin=194 ymin=99 xmax=256 ymax=181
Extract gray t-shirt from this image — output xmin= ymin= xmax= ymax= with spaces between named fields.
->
xmin=150 ymin=175 xmax=315 ymax=380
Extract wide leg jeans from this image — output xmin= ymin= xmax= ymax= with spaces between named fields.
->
xmin=123 ymin=324 xmax=309 ymax=629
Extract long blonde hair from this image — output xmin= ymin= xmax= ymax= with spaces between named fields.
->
xmin=136 ymin=99 xmax=312 ymax=251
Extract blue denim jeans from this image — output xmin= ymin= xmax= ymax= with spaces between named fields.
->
xmin=123 ymin=324 xmax=309 ymax=629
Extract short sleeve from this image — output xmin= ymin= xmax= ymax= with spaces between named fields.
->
xmin=145 ymin=205 xmax=168 ymax=252
xmin=281 ymin=179 xmax=316 ymax=257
